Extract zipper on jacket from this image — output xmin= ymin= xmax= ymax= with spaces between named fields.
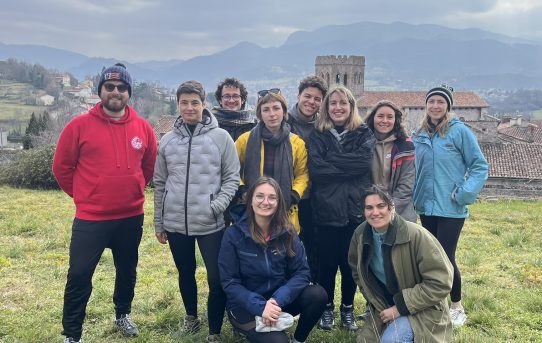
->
xmin=161 ymin=190 xmax=169 ymax=221
xmin=264 ymin=249 xmax=271 ymax=292
xmin=184 ymin=134 xmax=193 ymax=235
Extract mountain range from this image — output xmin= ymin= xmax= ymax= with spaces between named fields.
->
xmin=1 ymin=21 xmax=541 ymax=90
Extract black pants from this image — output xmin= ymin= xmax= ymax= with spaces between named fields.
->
xmin=420 ymin=215 xmax=465 ymax=303
xmin=316 ymin=223 xmax=357 ymax=307
xmin=62 ymin=215 xmax=143 ymax=340
xmin=298 ymin=199 xmax=317 ymax=282
xmin=228 ymin=284 xmax=327 ymax=343
xmin=166 ymin=229 xmax=226 ymax=335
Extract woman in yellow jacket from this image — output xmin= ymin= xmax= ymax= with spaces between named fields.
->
xmin=235 ymin=88 xmax=308 ymax=232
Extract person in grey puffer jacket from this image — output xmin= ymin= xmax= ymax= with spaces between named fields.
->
xmin=153 ymin=80 xmax=240 ymax=343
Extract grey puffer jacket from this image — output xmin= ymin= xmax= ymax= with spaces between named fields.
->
xmin=154 ymin=109 xmax=240 ymax=235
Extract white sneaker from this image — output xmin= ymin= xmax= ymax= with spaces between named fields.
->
xmin=450 ymin=307 xmax=467 ymax=327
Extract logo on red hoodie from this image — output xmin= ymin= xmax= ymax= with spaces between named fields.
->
xmin=131 ymin=136 xmax=143 ymax=150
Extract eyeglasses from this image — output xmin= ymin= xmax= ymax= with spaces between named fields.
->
xmin=221 ymin=94 xmax=241 ymax=101
xmin=103 ymin=83 xmax=129 ymax=93
xmin=254 ymin=194 xmax=278 ymax=204
xmin=257 ymin=88 xmax=281 ymax=98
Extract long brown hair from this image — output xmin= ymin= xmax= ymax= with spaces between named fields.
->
xmin=365 ymin=100 xmax=408 ymax=140
xmin=316 ymin=85 xmax=363 ymax=132
xmin=245 ymin=176 xmax=296 ymax=257
xmin=418 ymin=96 xmax=454 ymax=137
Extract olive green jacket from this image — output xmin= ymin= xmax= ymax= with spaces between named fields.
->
xmin=348 ymin=215 xmax=453 ymax=342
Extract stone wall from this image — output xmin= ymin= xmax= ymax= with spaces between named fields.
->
xmin=481 ymin=178 xmax=542 ymax=199
xmin=315 ymin=55 xmax=365 ymax=99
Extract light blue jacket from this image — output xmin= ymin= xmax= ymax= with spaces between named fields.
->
xmin=413 ymin=118 xmax=488 ymax=218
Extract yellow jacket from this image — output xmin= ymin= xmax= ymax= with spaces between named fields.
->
xmin=235 ymin=131 xmax=309 ymax=232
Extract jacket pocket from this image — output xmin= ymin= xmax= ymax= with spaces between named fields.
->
xmin=85 ymin=174 xmax=144 ymax=214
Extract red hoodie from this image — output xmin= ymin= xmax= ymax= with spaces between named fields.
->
xmin=53 ymin=103 xmax=158 ymax=220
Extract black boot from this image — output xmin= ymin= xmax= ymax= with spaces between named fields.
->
xmin=340 ymin=304 xmax=358 ymax=331
xmin=318 ymin=303 xmax=335 ymax=330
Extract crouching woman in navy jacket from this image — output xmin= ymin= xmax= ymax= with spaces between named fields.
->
xmin=219 ymin=176 xmax=327 ymax=343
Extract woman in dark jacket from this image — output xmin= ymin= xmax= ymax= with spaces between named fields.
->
xmin=365 ymin=100 xmax=416 ymax=222
xmin=219 ymin=177 xmax=327 ymax=343
xmin=307 ymin=85 xmax=375 ymax=331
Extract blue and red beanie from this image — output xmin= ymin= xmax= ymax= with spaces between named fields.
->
xmin=97 ymin=63 xmax=132 ymax=97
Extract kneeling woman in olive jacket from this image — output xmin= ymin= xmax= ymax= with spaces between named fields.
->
xmin=348 ymin=185 xmax=453 ymax=343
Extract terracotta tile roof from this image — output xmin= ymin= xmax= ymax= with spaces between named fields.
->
xmin=154 ymin=115 xmax=177 ymax=141
xmin=497 ymin=125 xmax=542 ymax=144
xmin=480 ymin=143 xmax=542 ymax=180
xmin=357 ymin=91 xmax=489 ymax=108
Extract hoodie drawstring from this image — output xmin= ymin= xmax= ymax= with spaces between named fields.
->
xmin=107 ymin=121 xmax=121 ymax=168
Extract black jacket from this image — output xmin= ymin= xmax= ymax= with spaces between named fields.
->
xmin=308 ymin=125 xmax=375 ymax=227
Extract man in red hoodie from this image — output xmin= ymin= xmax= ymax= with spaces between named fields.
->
xmin=53 ymin=63 xmax=157 ymax=343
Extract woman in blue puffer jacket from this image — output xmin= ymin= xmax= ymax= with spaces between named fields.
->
xmin=219 ymin=176 xmax=327 ymax=343
xmin=413 ymin=84 xmax=488 ymax=328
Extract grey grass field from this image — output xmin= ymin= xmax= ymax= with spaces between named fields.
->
xmin=0 ymin=186 xmax=541 ymax=342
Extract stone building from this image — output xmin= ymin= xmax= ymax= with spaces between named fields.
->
xmin=357 ymin=91 xmax=490 ymax=133
xmin=315 ymin=55 xmax=365 ymax=99
xmin=480 ymin=142 xmax=542 ymax=199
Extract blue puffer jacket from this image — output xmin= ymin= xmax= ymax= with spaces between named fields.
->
xmin=218 ymin=205 xmax=310 ymax=316
xmin=413 ymin=118 xmax=488 ymax=218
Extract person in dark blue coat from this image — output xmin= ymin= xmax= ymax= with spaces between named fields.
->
xmin=219 ymin=176 xmax=327 ymax=343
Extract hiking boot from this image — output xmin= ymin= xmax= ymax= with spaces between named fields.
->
xmin=63 ymin=338 xmax=83 ymax=343
xmin=115 ymin=313 xmax=139 ymax=337
xmin=450 ymin=307 xmax=467 ymax=327
xmin=181 ymin=315 xmax=201 ymax=334
xmin=205 ymin=334 xmax=222 ymax=342
xmin=318 ymin=303 xmax=334 ymax=330
xmin=340 ymin=304 xmax=358 ymax=331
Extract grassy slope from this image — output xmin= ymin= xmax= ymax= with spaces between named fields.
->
xmin=0 ymin=81 xmax=46 ymax=130
xmin=0 ymin=187 xmax=541 ymax=342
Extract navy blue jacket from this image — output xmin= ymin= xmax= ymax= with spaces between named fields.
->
xmin=218 ymin=205 xmax=310 ymax=316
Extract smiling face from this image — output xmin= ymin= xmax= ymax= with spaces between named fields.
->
xmin=328 ymin=91 xmax=351 ymax=127
xmin=426 ymin=94 xmax=448 ymax=125
xmin=364 ymin=194 xmax=393 ymax=233
xmin=260 ymin=100 xmax=285 ymax=133
xmin=297 ymin=86 xmax=323 ymax=118
xmin=251 ymin=183 xmax=278 ymax=220
xmin=100 ymin=81 xmax=129 ymax=117
xmin=219 ymin=85 xmax=243 ymax=111
xmin=373 ymin=105 xmax=396 ymax=137
xmin=178 ymin=93 xmax=204 ymax=124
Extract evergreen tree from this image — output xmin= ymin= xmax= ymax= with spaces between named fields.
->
xmin=23 ymin=112 xmax=39 ymax=149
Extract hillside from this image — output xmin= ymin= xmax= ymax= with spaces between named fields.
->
xmin=0 ymin=80 xmax=46 ymax=130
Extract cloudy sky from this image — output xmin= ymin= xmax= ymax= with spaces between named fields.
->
xmin=1 ymin=0 xmax=541 ymax=62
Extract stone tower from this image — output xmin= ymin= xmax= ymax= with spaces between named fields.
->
xmin=315 ymin=55 xmax=365 ymax=99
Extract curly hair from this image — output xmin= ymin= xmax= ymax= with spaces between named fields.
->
xmin=214 ymin=77 xmax=248 ymax=110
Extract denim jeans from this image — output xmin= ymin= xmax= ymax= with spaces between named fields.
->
xmin=381 ymin=316 xmax=414 ymax=343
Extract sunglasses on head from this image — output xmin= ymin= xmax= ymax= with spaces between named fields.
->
xmin=103 ymin=83 xmax=129 ymax=93
xmin=257 ymin=88 xmax=281 ymax=98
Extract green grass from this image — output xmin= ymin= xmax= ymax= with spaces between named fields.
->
xmin=531 ymin=109 xmax=542 ymax=119
xmin=1 ymin=188 xmax=542 ymax=342
xmin=0 ymin=80 xmax=46 ymax=130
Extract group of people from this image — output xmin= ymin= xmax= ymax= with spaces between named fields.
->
xmin=52 ymin=63 xmax=488 ymax=343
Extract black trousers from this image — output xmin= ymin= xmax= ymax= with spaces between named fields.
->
xmin=166 ymin=229 xmax=226 ymax=335
xmin=298 ymin=199 xmax=317 ymax=282
xmin=420 ymin=215 xmax=465 ymax=302
xmin=62 ymin=214 xmax=143 ymax=340
xmin=316 ymin=223 xmax=357 ymax=307
xmin=228 ymin=284 xmax=327 ymax=343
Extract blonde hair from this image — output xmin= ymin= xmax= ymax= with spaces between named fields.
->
xmin=316 ymin=85 xmax=363 ymax=132
xmin=419 ymin=109 xmax=454 ymax=137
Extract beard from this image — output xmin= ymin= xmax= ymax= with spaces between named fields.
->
xmin=102 ymin=95 xmax=128 ymax=114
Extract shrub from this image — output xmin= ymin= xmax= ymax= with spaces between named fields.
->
xmin=0 ymin=145 xmax=59 ymax=189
